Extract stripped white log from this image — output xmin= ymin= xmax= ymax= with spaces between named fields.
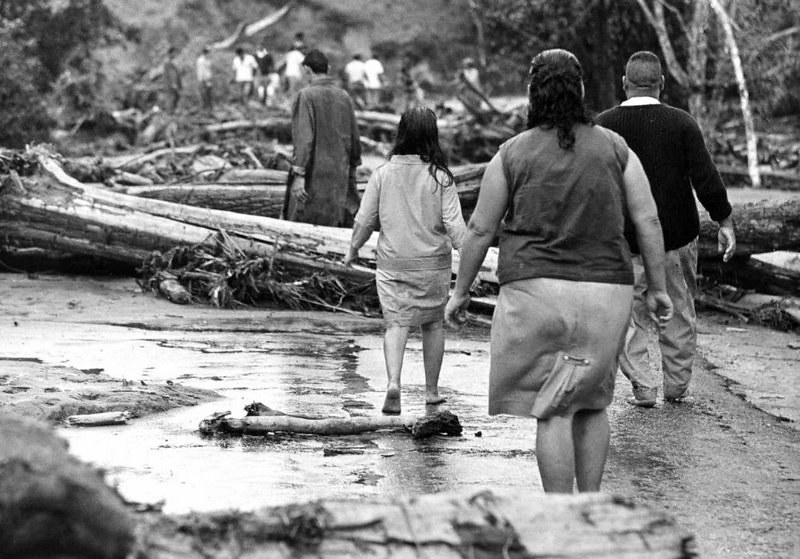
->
xmin=66 ymin=411 xmax=130 ymax=427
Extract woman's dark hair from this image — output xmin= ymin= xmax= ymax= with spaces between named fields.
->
xmin=526 ymin=49 xmax=593 ymax=150
xmin=390 ymin=107 xmax=454 ymax=188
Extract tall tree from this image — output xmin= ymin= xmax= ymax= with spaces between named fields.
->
xmin=636 ymin=0 xmax=764 ymax=186
xmin=471 ymin=0 xmax=655 ymax=111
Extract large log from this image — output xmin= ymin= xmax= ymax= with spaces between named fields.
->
xmin=134 ymin=489 xmax=695 ymax=558
xmin=0 ymin=150 xmax=498 ymax=286
xmin=115 ymin=167 xmax=799 ymax=258
xmin=698 ymin=197 xmax=800 ymax=257
xmin=119 ymin=183 xmax=288 ymax=217
xmin=1 ymin=151 xmax=791 ymax=298
xmin=117 ymin=164 xmax=486 ymax=219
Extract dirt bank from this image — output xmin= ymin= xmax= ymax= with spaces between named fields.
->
xmin=0 ymin=359 xmax=219 ymax=423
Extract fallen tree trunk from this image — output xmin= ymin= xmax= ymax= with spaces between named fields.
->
xmin=199 ymin=408 xmax=463 ymax=439
xmin=116 ymin=170 xmax=798 ymax=258
xmin=209 ymin=1 xmax=295 ymax=50
xmin=118 ymin=164 xmax=485 ymax=219
xmin=67 ymin=411 xmax=131 ymax=427
xmin=134 ymin=488 xmax=695 ymax=558
xmin=119 ymin=183 xmax=288 ymax=217
xmin=204 ymin=117 xmax=292 ymax=138
xmin=0 ymin=149 xmax=498 ymax=286
xmin=1 ymin=150 xmax=792 ymax=305
xmin=698 ymin=197 xmax=800 ymax=256
xmin=718 ymin=165 xmax=799 ymax=190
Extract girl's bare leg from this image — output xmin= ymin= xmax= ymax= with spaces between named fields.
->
xmin=382 ymin=325 xmax=409 ymax=414
xmin=421 ymin=320 xmax=446 ymax=405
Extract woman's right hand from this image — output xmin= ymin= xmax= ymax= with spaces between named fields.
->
xmin=444 ymin=292 xmax=471 ymax=327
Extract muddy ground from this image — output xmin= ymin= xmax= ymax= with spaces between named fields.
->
xmin=0 ymin=272 xmax=798 ymax=558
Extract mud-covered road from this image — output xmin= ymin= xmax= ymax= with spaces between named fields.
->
xmin=0 ymin=273 xmax=798 ymax=558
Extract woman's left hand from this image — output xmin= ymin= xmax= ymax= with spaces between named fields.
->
xmin=343 ymin=248 xmax=357 ymax=267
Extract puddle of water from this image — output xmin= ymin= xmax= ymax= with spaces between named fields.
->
xmin=57 ymin=330 xmax=538 ymax=514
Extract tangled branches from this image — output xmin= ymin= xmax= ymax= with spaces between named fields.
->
xmin=139 ymin=232 xmax=379 ymax=315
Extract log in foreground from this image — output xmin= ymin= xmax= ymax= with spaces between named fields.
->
xmin=0 ymin=415 xmax=134 ymax=558
xmin=199 ymin=408 xmax=464 ymax=439
xmin=133 ymin=489 xmax=696 ymax=558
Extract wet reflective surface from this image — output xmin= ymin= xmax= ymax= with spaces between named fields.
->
xmin=2 ymin=274 xmax=798 ymax=557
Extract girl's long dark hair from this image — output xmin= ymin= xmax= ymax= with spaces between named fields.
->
xmin=390 ymin=107 xmax=454 ymax=188
xmin=526 ymin=49 xmax=593 ymax=150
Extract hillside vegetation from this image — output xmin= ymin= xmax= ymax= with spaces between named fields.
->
xmin=99 ymin=0 xmax=478 ymax=100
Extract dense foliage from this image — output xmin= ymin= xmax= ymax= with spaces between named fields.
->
xmin=473 ymin=0 xmax=661 ymax=111
xmin=474 ymin=0 xmax=800 ymax=118
xmin=0 ymin=0 xmax=118 ymax=147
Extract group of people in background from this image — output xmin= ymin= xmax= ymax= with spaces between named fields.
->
xmin=163 ymin=33 xmax=398 ymax=114
xmin=343 ymin=52 xmax=385 ymax=109
xmin=281 ymin=45 xmax=736 ymax=495
xmin=161 ymin=32 xmax=309 ymax=113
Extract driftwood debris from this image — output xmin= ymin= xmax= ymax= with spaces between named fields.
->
xmin=199 ymin=406 xmax=463 ymax=439
xmin=209 ymin=1 xmax=296 ymax=50
xmin=66 ymin=410 xmax=132 ymax=427
xmin=132 ymin=489 xmax=696 ymax=558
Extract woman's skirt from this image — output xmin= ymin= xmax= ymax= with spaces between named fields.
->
xmin=376 ymin=266 xmax=451 ymax=327
xmin=489 ymin=277 xmax=633 ymax=419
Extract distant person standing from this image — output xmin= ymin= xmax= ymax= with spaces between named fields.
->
xmin=231 ymin=47 xmax=259 ymax=103
xmin=255 ymin=43 xmax=277 ymax=106
xmin=456 ymin=57 xmax=488 ymax=112
xmin=284 ymin=49 xmax=362 ymax=227
xmin=343 ymin=54 xmax=367 ymax=108
xmin=163 ymin=47 xmax=182 ymax=114
xmin=363 ymin=52 xmax=385 ymax=108
xmin=195 ymin=46 xmax=214 ymax=112
xmin=596 ymin=51 xmax=736 ymax=406
xmin=399 ymin=63 xmax=423 ymax=111
xmin=292 ymin=32 xmax=307 ymax=52
xmin=282 ymin=41 xmax=306 ymax=100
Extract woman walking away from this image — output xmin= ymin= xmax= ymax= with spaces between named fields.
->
xmin=346 ymin=107 xmax=466 ymax=415
xmin=445 ymin=49 xmax=672 ymax=493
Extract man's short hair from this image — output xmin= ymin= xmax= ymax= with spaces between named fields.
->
xmin=303 ymin=49 xmax=329 ymax=74
xmin=625 ymin=51 xmax=662 ymax=88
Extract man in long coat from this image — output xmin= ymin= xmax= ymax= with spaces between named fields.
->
xmin=284 ymin=49 xmax=362 ymax=227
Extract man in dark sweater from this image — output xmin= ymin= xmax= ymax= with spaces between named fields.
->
xmin=596 ymin=51 xmax=736 ymax=406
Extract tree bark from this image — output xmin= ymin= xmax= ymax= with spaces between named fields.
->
xmin=698 ymin=198 xmax=800 ymax=256
xmin=117 ymin=165 xmax=486 ymax=220
xmin=134 ymin=489 xmax=695 ymax=558
xmin=199 ymin=408 xmax=463 ymax=439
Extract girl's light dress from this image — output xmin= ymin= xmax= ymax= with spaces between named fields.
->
xmin=354 ymin=155 xmax=466 ymax=326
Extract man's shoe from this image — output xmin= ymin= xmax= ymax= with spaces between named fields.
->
xmin=627 ymin=386 xmax=657 ymax=408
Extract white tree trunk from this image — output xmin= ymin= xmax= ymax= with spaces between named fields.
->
xmin=707 ymin=0 xmax=761 ymax=188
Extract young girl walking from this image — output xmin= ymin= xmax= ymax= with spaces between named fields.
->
xmin=345 ymin=107 xmax=466 ymax=414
